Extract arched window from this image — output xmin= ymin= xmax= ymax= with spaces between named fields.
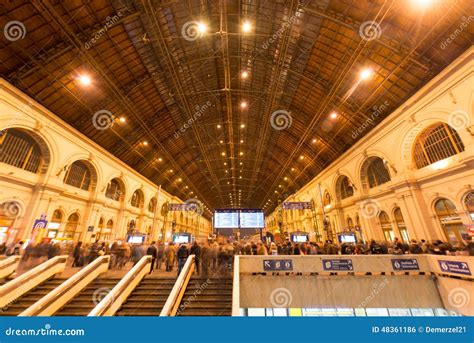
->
xmin=347 ymin=217 xmax=354 ymax=229
xmin=362 ymin=157 xmax=391 ymax=189
xmin=64 ymin=212 xmax=80 ymax=240
xmin=393 ymin=207 xmax=409 ymax=243
xmin=323 ymin=191 xmax=331 ymax=207
xmin=413 ymin=123 xmax=464 ymax=169
xmin=131 ymin=189 xmax=144 ymax=208
xmin=52 ymin=210 xmax=63 ymax=222
xmin=465 ymin=192 xmax=474 ymax=222
xmin=336 ymin=175 xmax=354 ymax=200
xmin=378 ymin=211 xmax=394 ymax=241
xmin=105 ymin=178 xmax=122 ymax=201
xmin=434 ymin=198 xmax=466 ymax=244
xmin=64 ymin=161 xmax=93 ymax=191
xmin=0 ymin=129 xmax=43 ymax=173
xmin=148 ymin=197 xmax=157 ymax=213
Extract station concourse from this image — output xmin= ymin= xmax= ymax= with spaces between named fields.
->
xmin=0 ymin=0 xmax=473 ymax=318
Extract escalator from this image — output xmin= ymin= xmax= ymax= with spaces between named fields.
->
xmin=115 ymin=277 xmax=176 ymax=316
xmin=0 ymin=278 xmax=66 ymax=316
xmin=55 ymin=278 xmax=121 ymax=316
xmin=176 ymin=277 xmax=232 ymax=316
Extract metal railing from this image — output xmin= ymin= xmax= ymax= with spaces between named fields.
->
xmin=88 ymin=255 xmax=152 ymax=316
xmin=160 ymin=255 xmax=195 ymax=316
xmin=0 ymin=256 xmax=21 ymax=279
xmin=0 ymin=255 xmax=68 ymax=308
xmin=20 ymin=255 xmax=110 ymax=316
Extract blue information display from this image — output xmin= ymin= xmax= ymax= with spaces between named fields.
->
xmin=438 ymin=260 xmax=471 ymax=275
xmin=391 ymin=259 xmax=420 ymax=271
xmin=263 ymin=259 xmax=293 ymax=271
xmin=322 ymin=259 xmax=353 ymax=271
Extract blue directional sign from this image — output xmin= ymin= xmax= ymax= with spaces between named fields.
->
xmin=263 ymin=259 xmax=293 ymax=271
xmin=391 ymin=258 xmax=419 ymax=271
xmin=438 ymin=260 xmax=471 ymax=276
xmin=322 ymin=259 xmax=353 ymax=271
xmin=32 ymin=219 xmax=48 ymax=230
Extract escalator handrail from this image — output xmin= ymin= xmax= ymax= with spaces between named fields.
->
xmin=20 ymin=255 xmax=110 ymax=316
xmin=160 ymin=254 xmax=195 ymax=316
xmin=88 ymin=255 xmax=152 ymax=316
xmin=0 ymin=255 xmax=68 ymax=297
xmin=0 ymin=255 xmax=21 ymax=269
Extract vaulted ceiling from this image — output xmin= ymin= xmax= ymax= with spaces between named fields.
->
xmin=1 ymin=0 xmax=472 ymax=215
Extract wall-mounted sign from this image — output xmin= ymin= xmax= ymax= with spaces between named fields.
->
xmin=282 ymin=202 xmax=312 ymax=210
xmin=263 ymin=259 xmax=293 ymax=271
xmin=438 ymin=260 xmax=471 ymax=276
xmin=391 ymin=258 xmax=419 ymax=271
xmin=322 ymin=259 xmax=353 ymax=271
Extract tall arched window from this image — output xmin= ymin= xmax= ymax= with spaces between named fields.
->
xmin=148 ymin=197 xmax=157 ymax=213
xmin=393 ymin=207 xmax=409 ymax=243
xmin=64 ymin=161 xmax=93 ymax=191
xmin=464 ymin=192 xmax=474 ymax=222
xmin=336 ymin=175 xmax=354 ymax=200
xmin=131 ymin=189 xmax=144 ymax=208
xmin=378 ymin=211 xmax=394 ymax=241
xmin=362 ymin=157 xmax=391 ymax=189
xmin=0 ymin=129 xmax=43 ymax=173
xmin=413 ymin=123 xmax=464 ymax=169
xmin=347 ymin=217 xmax=354 ymax=229
xmin=64 ymin=212 xmax=80 ymax=240
xmin=323 ymin=191 xmax=331 ymax=207
xmin=105 ymin=178 xmax=122 ymax=201
xmin=434 ymin=198 xmax=466 ymax=244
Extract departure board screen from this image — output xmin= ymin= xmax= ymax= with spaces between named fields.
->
xmin=214 ymin=210 xmax=239 ymax=228
xmin=239 ymin=209 xmax=265 ymax=228
xmin=213 ymin=209 xmax=264 ymax=228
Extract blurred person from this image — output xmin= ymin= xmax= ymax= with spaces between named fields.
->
xmin=146 ymin=241 xmax=158 ymax=274
xmin=176 ymin=244 xmax=189 ymax=276
xmin=165 ymin=242 xmax=176 ymax=271
xmin=190 ymin=241 xmax=201 ymax=274
xmin=200 ymin=242 xmax=210 ymax=276
xmin=156 ymin=242 xmax=165 ymax=270
xmin=72 ymin=241 xmax=83 ymax=267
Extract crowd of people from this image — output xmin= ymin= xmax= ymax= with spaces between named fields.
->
xmin=1 ymin=235 xmax=472 ymax=276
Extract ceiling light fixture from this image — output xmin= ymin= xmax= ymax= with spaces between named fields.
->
xmin=242 ymin=21 xmax=252 ymax=33
xmin=330 ymin=112 xmax=338 ymax=119
xmin=359 ymin=68 xmax=374 ymax=81
xmin=78 ymin=74 xmax=92 ymax=86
